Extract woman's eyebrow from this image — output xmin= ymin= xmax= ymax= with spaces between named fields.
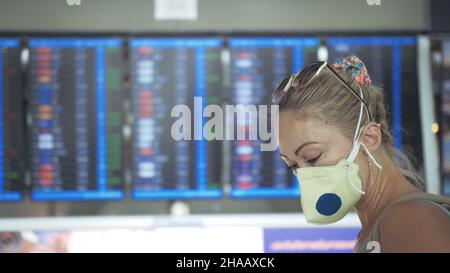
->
xmin=279 ymin=141 xmax=319 ymax=159
xmin=294 ymin=141 xmax=318 ymax=157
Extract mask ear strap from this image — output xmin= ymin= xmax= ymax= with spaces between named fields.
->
xmin=360 ymin=143 xmax=383 ymax=170
xmin=346 ymin=86 xmax=365 ymax=164
xmin=346 ymin=142 xmax=360 ymax=164
xmin=347 ymin=170 xmax=365 ymax=195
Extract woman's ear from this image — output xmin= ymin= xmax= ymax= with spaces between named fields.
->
xmin=360 ymin=122 xmax=382 ymax=153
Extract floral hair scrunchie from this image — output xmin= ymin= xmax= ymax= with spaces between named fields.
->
xmin=331 ymin=55 xmax=372 ymax=86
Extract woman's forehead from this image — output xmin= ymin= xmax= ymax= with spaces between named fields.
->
xmin=279 ymin=112 xmax=327 ymax=139
xmin=278 ymin=113 xmax=346 ymax=153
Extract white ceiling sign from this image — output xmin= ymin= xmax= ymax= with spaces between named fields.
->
xmin=154 ymin=0 xmax=198 ymax=21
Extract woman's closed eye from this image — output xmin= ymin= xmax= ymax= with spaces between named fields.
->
xmin=305 ymin=153 xmax=322 ymax=166
xmin=285 ymin=153 xmax=322 ymax=172
xmin=286 ymin=163 xmax=298 ymax=173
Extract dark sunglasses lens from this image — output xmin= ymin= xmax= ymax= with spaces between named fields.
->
xmin=294 ymin=62 xmax=324 ymax=86
xmin=272 ymin=76 xmax=290 ymax=103
xmin=272 ymin=62 xmax=324 ymax=103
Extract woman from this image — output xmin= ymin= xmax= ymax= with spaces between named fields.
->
xmin=273 ymin=56 xmax=450 ymax=253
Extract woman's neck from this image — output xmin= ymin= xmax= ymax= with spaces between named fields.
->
xmin=354 ymin=150 xmax=419 ymax=229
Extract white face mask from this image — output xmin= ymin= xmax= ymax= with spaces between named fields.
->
xmin=295 ymin=86 xmax=382 ymax=224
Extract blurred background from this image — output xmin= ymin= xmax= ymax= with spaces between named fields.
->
xmin=0 ymin=0 xmax=448 ymax=253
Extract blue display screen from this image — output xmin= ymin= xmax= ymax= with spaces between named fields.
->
xmin=29 ymin=38 xmax=125 ymax=201
xmin=0 ymin=38 xmax=24 ymax=202
xmin=228 ymin=37 xmax=319 ymax=198
xmin=130 ymin=38 xmax=224 ymax=199
xmin=327 ymin=36 xmax=418 ymax=151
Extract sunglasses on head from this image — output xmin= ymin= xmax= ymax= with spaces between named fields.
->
xmin=272 ymin=61 xmax=373 ymax=123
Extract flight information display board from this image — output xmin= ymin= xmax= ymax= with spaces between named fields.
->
xmin=439 ymin=39 xmax=450 ymax=196
xmin=228 ymin=37 xmax=319 ymax=198
xmin=0 ymin=35 xmax=424 ymax=202
xmin=327 ymin=36 xmax=422 ymax=166
xmin=130 ymin=38 xmax=223 ymax=199
xmin=28 ymin=38 xmax=125 ymax=201
xmin=0 ymin=38 xmax=24 ymax=202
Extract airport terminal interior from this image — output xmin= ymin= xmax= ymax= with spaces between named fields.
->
xmin=0 ymin=0 xmax=449 ymax=253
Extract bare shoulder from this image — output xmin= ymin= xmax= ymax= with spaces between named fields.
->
xmin=378 ymin=198 xmax=450 ymax=253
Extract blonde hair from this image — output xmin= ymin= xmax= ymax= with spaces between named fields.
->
xmin=275 ymin=64 xmax=424 ymax=190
